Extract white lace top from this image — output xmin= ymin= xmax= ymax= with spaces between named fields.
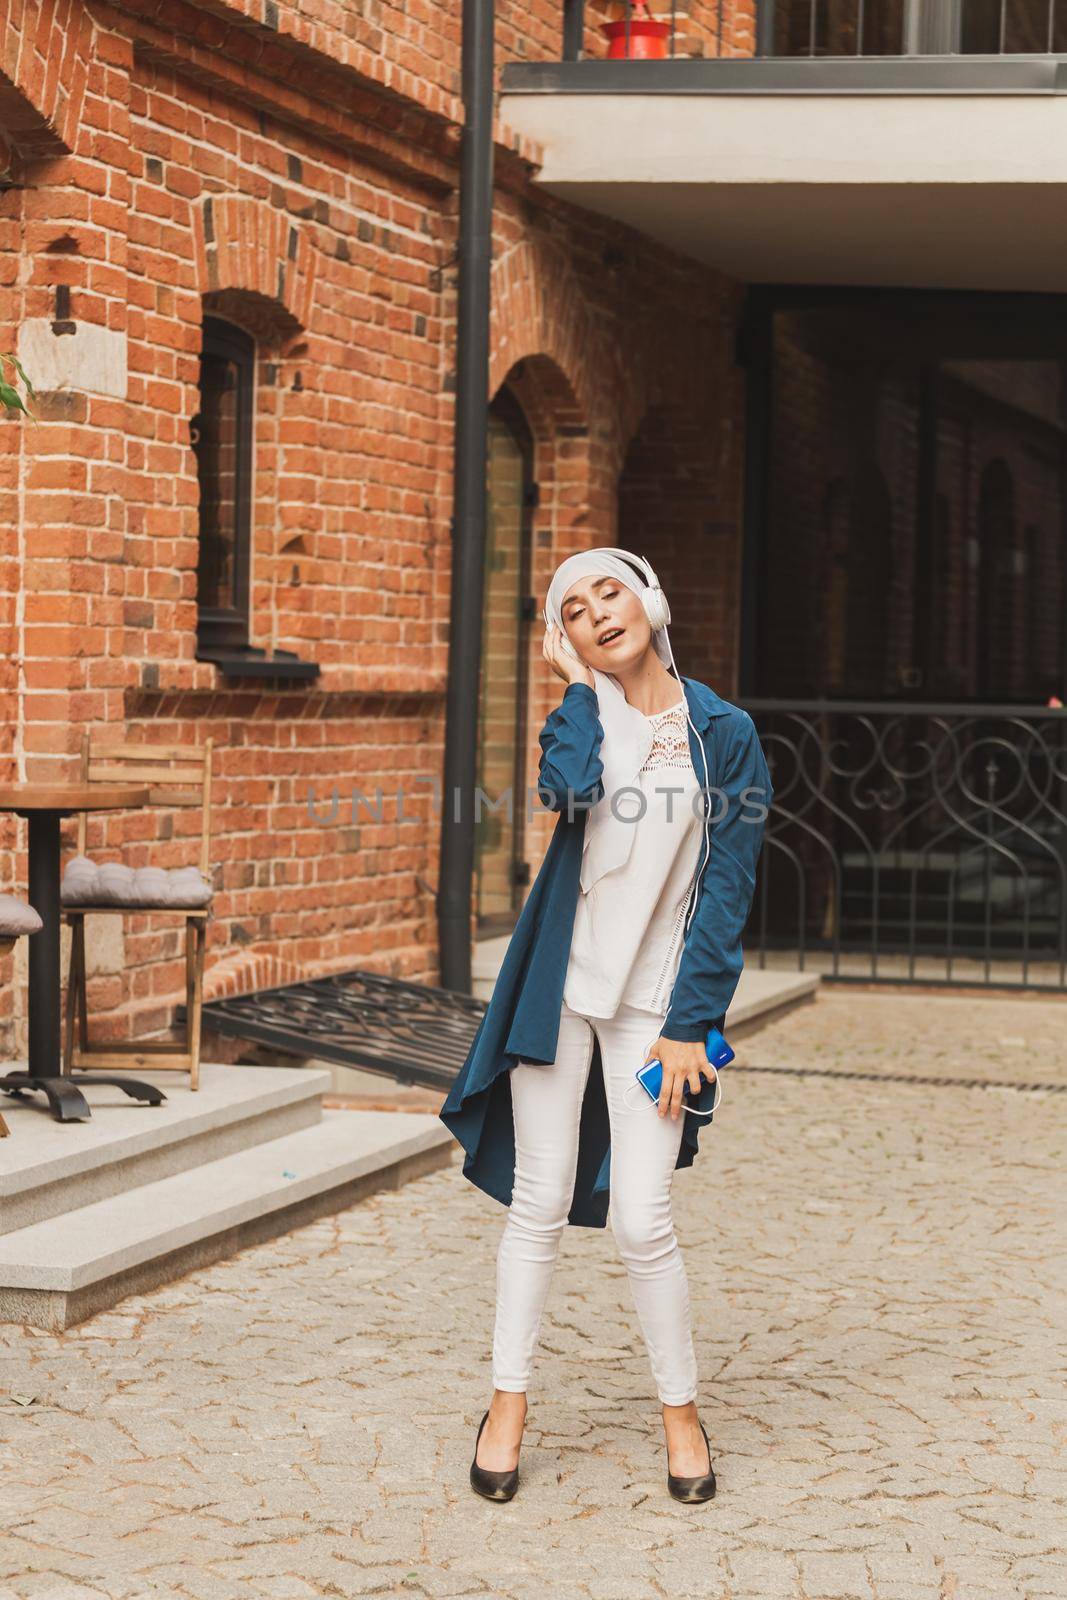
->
xmin=563 ymin=697 xmax=705 ymax=1020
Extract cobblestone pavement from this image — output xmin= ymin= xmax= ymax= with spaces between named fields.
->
xmin=2 ymin=988 xmax=1064 ymax=1600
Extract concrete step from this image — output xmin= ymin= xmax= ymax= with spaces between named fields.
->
xmin=0 ymin=1064 xmax=330 ymax=1236
xmin=0 ymin=1108 xmax=454 ymax=1331
xmin=722 ymin=967 xmax=820 ymax=1035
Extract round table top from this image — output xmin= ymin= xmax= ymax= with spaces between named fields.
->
xmin=0 ymin=782 xmax=151 ymax=814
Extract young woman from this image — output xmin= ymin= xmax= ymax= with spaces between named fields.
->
xmin=439 ymin=547 xmax=773 ymax=1505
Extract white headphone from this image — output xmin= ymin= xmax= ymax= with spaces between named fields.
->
xmin=619 ymin=550 xmax=673 ymax=635
xmin=544 ymin=548 xmax=672 ymax=640
xmin=579 ymin=544 xmax=671 ymax=630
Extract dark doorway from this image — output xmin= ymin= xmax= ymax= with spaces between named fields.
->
xmin=475 ymin=387 xmax=536 ymax=936
xmin=743 ymin=289 xmax=1067 ymax=708
xmin=741 ymin=291 xmax=1067 ymax=989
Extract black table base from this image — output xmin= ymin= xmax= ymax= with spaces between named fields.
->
xmin=0 ymin=1073 xmax=92 ymax=1121
xmin=0 ymin=1072 xmax=166 ymax=1121
xmin=28 ymin=810 xmax=62 ymax=1082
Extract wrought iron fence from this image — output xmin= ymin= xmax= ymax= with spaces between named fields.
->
xmin=762 ymin=0 xmax=1067 ymax=58
xmin=744 ymin=699 xmax=1067 ymax=990
xmin=562 ymin=0 xmax=1067 ymax=60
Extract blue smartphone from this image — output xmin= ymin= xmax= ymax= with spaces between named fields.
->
xmin=636 ymin=1026 xmax=734 ymax=1104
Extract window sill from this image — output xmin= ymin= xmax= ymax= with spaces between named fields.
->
xmin=195 ymin=645 xmax=321 ymax=682
xmin=130 ymin=658 xmax=446 ymax=698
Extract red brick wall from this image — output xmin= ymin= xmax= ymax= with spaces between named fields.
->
xmin=0 ymin=0 xmax=746 ymax=1058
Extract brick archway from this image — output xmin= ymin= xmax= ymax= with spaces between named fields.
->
xmin=490 ymin=239 xmax=602 ymax=433
xmin=192 ymin=195 xmax=317 ymax=334
xmin=493 ymin=352 xmax=595 ymax=584
xmin=487 ymin=347 xmax=605 ymax=864
xmin=0 ymin=0 xmax=90 ymax=158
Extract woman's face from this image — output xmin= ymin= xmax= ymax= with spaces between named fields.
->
xmin=559 ymin=575 xmax=651 ymax=670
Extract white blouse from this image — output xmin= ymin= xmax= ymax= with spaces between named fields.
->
xmin=563 ymin=696 xmax=705 ymax=1020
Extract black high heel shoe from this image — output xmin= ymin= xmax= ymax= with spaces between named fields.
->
xmin=666 ymin=1418 xmax=717 ymax=1503
xmin=470 ymin=1407 xmax=521 ymax=1502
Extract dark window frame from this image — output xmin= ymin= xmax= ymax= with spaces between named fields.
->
xmin=192 ymin=314 xmax=255 ymax=652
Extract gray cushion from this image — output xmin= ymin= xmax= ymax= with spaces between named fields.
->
xmin=0 ymin=894 xmax=44 ymax=937
xmin=61 ymin=855 xmax=214 ymax=910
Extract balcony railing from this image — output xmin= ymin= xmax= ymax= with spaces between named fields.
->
xmin=562 ymin=0 xmax=1067 ymax=61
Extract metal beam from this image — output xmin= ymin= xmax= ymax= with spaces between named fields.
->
xmin=563 ymin=0 xmax=584 ymax=60
xmin=500 ymin=55 xmax=1067 ymax=93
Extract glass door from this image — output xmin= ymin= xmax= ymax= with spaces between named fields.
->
xmin=755 ymin=293 xmax=1067 ymax=705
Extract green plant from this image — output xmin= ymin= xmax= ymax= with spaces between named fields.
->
xmin=0 ymin=353 xmax=35 ymax=417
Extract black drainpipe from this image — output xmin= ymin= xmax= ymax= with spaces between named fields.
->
xmin=438 ymin=0 xmax=495 ymax=993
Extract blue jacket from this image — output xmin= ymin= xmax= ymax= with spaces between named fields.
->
xmin=438 ymin=675 xmax=773 ymax=1227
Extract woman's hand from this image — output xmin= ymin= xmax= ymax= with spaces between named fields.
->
xmin=543 ymin=623 xmax=594 ymax=690
xmin=643 ymin=1036 xmax=715 ymax=1120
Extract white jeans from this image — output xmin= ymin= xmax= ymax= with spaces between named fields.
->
xmin=491 ymin=998 xmax=699 ymax=1406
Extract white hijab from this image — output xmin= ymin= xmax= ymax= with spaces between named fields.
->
xmin=544 ymin=550 xmax=682 ymax=894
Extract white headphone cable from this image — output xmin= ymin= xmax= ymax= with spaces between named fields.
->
xmin=623 ymin=1069 xmax=721 ymax=1117
xmin=629 ymin=552 xmax=719 ymax=1121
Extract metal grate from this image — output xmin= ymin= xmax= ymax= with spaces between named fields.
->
xmin=189 ymin=969 xmax=486 ymax=1091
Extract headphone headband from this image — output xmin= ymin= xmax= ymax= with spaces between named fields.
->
xmin=589 ymin=547 xmax=660 ymax=593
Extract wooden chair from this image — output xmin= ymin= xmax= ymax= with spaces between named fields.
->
xmin=62 ymin=737 xmax=214 ymax=1091
xmin=0 ymin=894 xmax=44 ymax=1135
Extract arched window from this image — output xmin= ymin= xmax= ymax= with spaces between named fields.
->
xmin=1023 ymin=523 xmax=1044 ymax=699
xmin=977 ymin=458 xmax=1017 ymax=699
xmin=191 ymin=315 xmax=254 ymax=650
xmin=819 ymin=464 xmax=893 ymax=697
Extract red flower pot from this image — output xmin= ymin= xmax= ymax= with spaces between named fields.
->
xmin=601 ymin=17 xmax=671 ymax=58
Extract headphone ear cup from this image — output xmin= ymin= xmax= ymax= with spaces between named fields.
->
xmin=626 ymin=551 xmax=669 ymax=632
xmin=643 ymin=586 xmax=671 ymax=632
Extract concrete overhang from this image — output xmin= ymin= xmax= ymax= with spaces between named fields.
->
xmin=500 ymin=57 xmax=1067 ymax=290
